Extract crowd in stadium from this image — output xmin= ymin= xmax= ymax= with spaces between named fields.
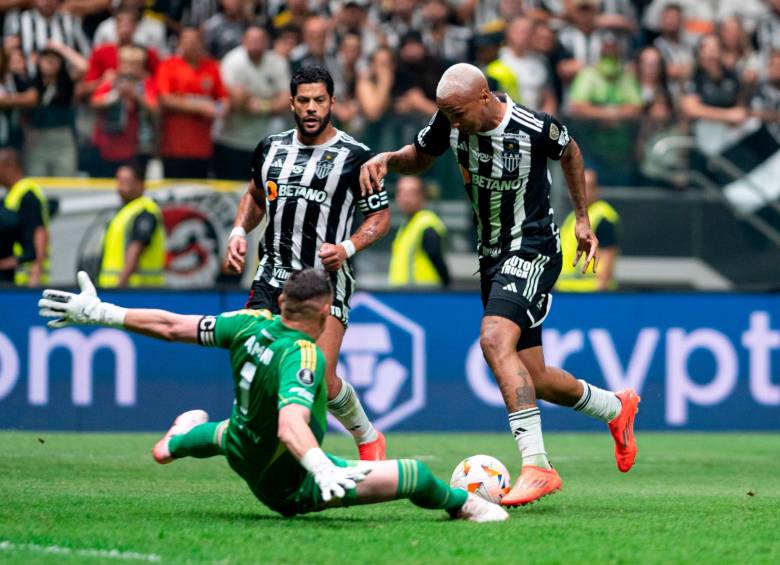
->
xmin=0 ymin=0 xmax=779 ymax=184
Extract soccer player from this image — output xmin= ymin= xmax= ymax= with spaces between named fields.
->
xmin=38 ymin=269 xmax=508 ymax=523
xmin=359 ymin=63 xmax=640 ymax=507
xmin=224 ymin=66 xmax=391 ymax=461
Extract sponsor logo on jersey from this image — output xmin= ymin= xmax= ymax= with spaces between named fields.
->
xmin=500 ymin=255 xmax=534 ymax=278
xmin=504 ymin=132 xmax=530 ymax=143
xmin=273 ymin=267 xmax=290 ymax=281
xmin=482 ymin=245 xmax=502 ymax=257
xmin=270 ymin=158 xmax=284 ymax=169
xmin=297 ymin=368 xmax=314 ymax=386
xmin=457 ymin=141 xmax=468 ymax=151
xmin=472 ymin=173 xmax=522 ymax=191
xmin=471 ymin=149 xmax=493 ymax=163
xmin=266 ymin=180 xmax=278 ymax=201
xmin=502 ymin=282 xmax=518 ymax=293
xmin=276 ymin=184 xmax=328 ymax=203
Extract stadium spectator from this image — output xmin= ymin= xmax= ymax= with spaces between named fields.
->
xmin=90 ymin=45 xmax=158 ymax=177
xmin=81 ymin=6 xmax=160 ymax=98
xmin=92 ymin=0 xmax=168 ymax=54
xmin=0 ymin=148 xmax=49 ymax=286
xmin=530 ymin=20 xmax=580 ymax=105
xmin=4 ymin=0 xmax=91 ymax=76
xmin=269 ymin=0 xmax=313 ymax=32
xmin=652 ymin=3 xmax=694 ymax=84
xmin=0 ymin=201 xmax=20 ymax=284
xmin=717 ymin=16 xmax=760 ymax=87
xmin=356 ymin=45 xmax=394 ymax=122
xmin=289 ymin=15 xmax=331 ymax=72
xmin=98 ymin=163 xmax=165 ymax=287
xmin=388 ymin=175 xmax=449 ymax=288
xmin=332 ymin=0 xmax=379 ymax=58
xmin=681 ymin=34 xmax=748 ymax=154
xmin=156 ymin=26 xmax=228 ymax=178
xmin=215 ymin=26 xmax=290 ymax=180
xmin=392 ymin=31 xmax=443 ymax=119
xmin=0 ymin=47 xmax=36 ymax=151
xmin=26 ymin=41 xmax=88 ymax=177
xmin=330 ymin=31 xmax=364 ymax=133
xmin=558 ymin=0 xmax=610 ymax=67
xmin=750 ymin=49 xmax=780 ymax=139
xmin=635 ymin=45 xmax=675 ymax=160
xmin=556 ymin=168 xmax=620 ymax=291
xmin=486 ymin=16 xmax=556 ymax=114
xmin=568 ymin=32 xmax=642 ymax=123
xmin=165 ymin=0 xmax=220 ymax=31
xmin=271 ymin=24 xmax=302 ymax=59
xmin=755 ymin=0 xmax=780 ymax=58
xmin=202 ymin=0 xmax=252 ymax=60
xmin=379 ymin=0 xmax=423 ymax=49
xmin=420 ymin=0 xmax=471 ymax=63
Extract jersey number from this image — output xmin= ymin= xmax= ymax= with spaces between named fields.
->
xmin=238 ymin=361 xmax=256 ymax=416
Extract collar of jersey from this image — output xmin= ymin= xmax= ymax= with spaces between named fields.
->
xmin=478 ymin=94 xmax=514 ymax=137
xmin=292 ymin=128 xmax=342 ymax=148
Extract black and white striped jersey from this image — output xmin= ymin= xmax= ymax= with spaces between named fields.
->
xmin=249 ymin=128 xmax=389 ymax=288
xmin=414 ymin=94 xmax=570 ymax=259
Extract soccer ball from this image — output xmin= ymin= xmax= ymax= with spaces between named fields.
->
xmin=450 ymin=455 xmax=512 ymax=504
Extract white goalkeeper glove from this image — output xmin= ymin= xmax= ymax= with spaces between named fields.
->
xmin=38 ymin=271 xmax=127 ymax=329
xmin=301 ymin=447 xmax=371 ymax=502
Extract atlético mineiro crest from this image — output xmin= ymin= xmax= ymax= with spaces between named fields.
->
xmin=315 ymin=154 xmax=334 ymax=179
xmin=502 ymin=144 xmax=522 ymax=172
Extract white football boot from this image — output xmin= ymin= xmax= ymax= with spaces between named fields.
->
xmin=152 ymin=409 xmax=209 ymax=464
xmin=456 ymin=493 xmax=510 ymax=523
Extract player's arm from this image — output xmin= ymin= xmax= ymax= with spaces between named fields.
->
xmin=225 ymin=178 xmax=267 ymax=273
xmin=559 ymin=137 xmax=599 ymax=274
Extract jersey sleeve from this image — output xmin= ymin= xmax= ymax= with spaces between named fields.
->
xmin=129 ymin=211 xmax=157 ymax=245
xmin=277 ymin=340 xmax=325 ymax=410
xmin=250 ymin=137 xmax=269 ymax=187
xmin=413 ymin=111 xmax=451 ymax=156
xmin=540 ymin=113 xmax=571 ymax=161
xmin=196 ymin=309 xmax=273 ymax=348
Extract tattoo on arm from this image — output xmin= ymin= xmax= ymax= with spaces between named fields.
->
xmin=388 ymin=144 xmax=436 ymax=175
xmin=350 ymin=209 xmax=390 ymax=252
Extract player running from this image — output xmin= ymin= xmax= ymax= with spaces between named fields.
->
xmin=223 ymin=66 xmax=391 ymax=460
xmin=359 ymin=63 xmax=640 ymax=507
xmin=38 ymin=269 xmax=508 ymax=523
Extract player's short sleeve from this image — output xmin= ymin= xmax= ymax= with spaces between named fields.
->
xmin=277 ymin=340 xmax=325 ymax=410
xmin=197 ymin=309 xmax=273 ymax=348
xmin=540 ymin=113 xmax=571 ymax=161
xmin=413 ymin=111 xmax=451 ymax=156
xmin=250 ymin=137 xmax=269 ymax=187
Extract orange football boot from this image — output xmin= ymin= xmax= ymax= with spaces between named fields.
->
xmin=608 ymin=389 xmax=641 ymax=472
xmin=501 ymin=465 xmax=562 ymax=507
xmin=358 ymin=432 xmax=386 ymax=461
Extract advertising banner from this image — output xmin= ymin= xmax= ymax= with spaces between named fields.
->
xmin=1 ymin=290 xmax=777 ymax=431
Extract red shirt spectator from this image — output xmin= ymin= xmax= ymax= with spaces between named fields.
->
xmin=85 ymin=44 xmax=160 ymax=84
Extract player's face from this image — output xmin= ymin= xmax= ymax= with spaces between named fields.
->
xmin=291 ymin=83 xmax=334 ymax=138
xmin=438 ymin=96 xmax=484 ymax=135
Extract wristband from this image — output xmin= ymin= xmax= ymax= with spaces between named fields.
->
xmin=339 ymin=239 xmax=356 ymax=258
xmin=229 ymin=226 xmax=247 ymax=239
xmin=301 ymin=447 xmax=332 ymax=473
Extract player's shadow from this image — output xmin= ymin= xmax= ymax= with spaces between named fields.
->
xmin=209 ymin=511 xmax=450 ymax=525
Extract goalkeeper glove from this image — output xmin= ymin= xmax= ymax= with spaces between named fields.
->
xmin=38 ymin=271 xmax=127 ymax=328
xmin=301 ymin=447 xmax=371 ymax=502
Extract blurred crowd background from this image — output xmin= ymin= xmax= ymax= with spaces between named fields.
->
xmin=0 ymin=0 xmax=779 ymax=185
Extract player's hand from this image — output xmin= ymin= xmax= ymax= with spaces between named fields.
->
xmin=312 ymin=463 xmax=372 ymax=502
xmin=359 ymin=153 xmax=389 ymax=196
xmin=573 ymin=218 xmax=600 ymax=274
xmin=319 ymin=242 xmax=347 ymax=272
xmin=38 ymin=271 xmax=125 ymax=328
xmin=225 ymin=233 xmax=247 ymax=273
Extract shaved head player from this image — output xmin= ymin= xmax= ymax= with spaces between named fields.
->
xmin=360 ymin=63 xmax=640 ymax=506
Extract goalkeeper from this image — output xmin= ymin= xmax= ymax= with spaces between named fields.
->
xmin=38 ymin=269 xmax=507 ymax=522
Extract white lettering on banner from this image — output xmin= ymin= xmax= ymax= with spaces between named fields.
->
xmin=542 ymin=330 xmax=584 ymax=368
xmin=666 ymin=329 xmax=738 ymax=425
xmin=0 ymin=332 xmax=19 ymax=400
xmin=28 ymin=328 xmax=137 ymax=406
xmin=589 ymin=328 xmax=660 ymax=393
xmin=742 ymin=311 xmax=780 ymax=405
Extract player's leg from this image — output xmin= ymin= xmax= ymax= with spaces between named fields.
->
xmin=152 ymin=411 xmax=227 ymax=464
xmin=318 ymin=315 xmax=385 ymax=460
xmin=324 ymin=459 xmax=508 ymax=522
xmin=519 ymin=347 xmax=640 ymax=472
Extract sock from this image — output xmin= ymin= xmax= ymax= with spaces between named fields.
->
xmin=508 ymin=407 xmax=551 ymax=470
xmin=169 ymin=422 xmax=225 ymax=459
xmin=572 ymin=380 xmax=622 ymax=423
xmin=396 ymin=459 xmax=468 ymax=516
xmin=327 ymin=378 xmax=378 ymax=444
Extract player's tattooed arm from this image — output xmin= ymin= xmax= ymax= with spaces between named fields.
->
xmin=359 ymin=145 xmax=436 ymax=196
xmin=319 ymin=208 xmax=391 ymax=271
xmin=560 ymin=138 xmax=600 ymax=274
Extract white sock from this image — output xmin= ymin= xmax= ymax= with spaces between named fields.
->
xmin=327 ymin=378 xmax=378 ymax=445
xmin=572 ymin=380 xmax=622 ymax=423
xmin=508 ymin=407 xmax=551 ymax=470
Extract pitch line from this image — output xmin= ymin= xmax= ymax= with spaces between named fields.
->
xmin=0 ymin=540 xmax=161 ymax=562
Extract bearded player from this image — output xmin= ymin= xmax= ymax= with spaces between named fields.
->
xmin=360 ymin=63 xmax=640 ymax=506
xmin=38 ymin=269 xmax=507 ymax=522
xmin=224 ymin=66 xmax=390 ymax=460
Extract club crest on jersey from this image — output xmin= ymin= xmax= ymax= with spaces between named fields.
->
xmin=502 ymin=145 xmax=522 ymax=172
xmin=315 ymin=154 xmax=334 ymax=179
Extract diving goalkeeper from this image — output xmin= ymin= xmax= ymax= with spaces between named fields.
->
xmin=38 ymin=269 xmax=507 ymax=522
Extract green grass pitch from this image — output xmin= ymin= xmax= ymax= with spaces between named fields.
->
xmin=1 ymin=431 xmax=778 ymax=564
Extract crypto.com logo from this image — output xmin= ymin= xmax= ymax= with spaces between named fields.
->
xmin=334 ymin=293 xmax=425 ymax=431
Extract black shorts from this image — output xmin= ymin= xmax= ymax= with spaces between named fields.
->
xmin=246 ymin=267 xmax=354 ymax=327
xmin=480 ymin=252 xmax=562 ymax=351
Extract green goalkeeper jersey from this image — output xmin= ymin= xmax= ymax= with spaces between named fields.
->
xmin=197 ymin=308 xmax=327 ymax=510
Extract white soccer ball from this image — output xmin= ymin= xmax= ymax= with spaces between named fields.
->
xmin=449 ymin=454 xmax=512 ymax=504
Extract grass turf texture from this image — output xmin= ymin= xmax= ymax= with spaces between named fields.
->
xmin=1 ymin=432 xmax=778 ymax=564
